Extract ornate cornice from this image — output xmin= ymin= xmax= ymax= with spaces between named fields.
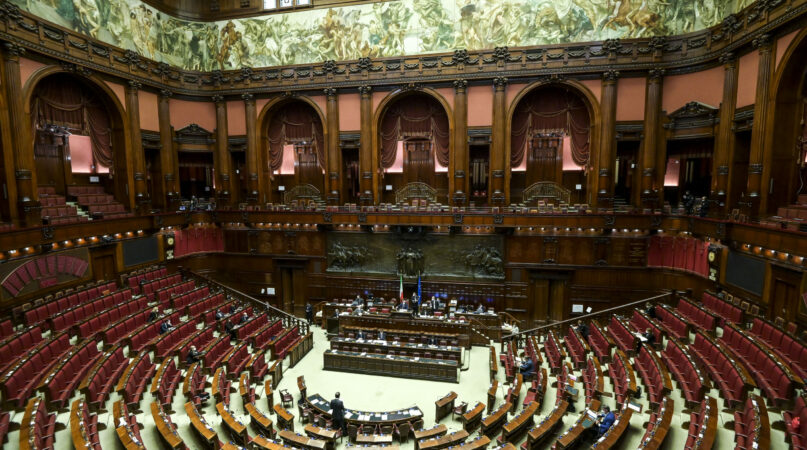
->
xmin=0 ymin=0 xmax=803 ymax=98
xmin=493 ymin=77 xmax=508 ymax=89
xmin=323 ymin=88 xmax=337 ymax=98
xmin=602 ymin=69 xmax=620 ymax=82
xmin=159 ymin=89 xmax=173 ymax=98
xmin=211 ymin=94 xmax=224 ymax=103
xmin=358 ymin=85 xmax=372 ymax=96
xmin=453 ymin=79 xmax=468 ymax=93
xmin=241 ymin=93 xmax=255 ymax=103
xmin=648 ymin=68 xmax=665 ymax=80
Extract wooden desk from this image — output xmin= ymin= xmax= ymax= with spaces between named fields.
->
xmin=339 ymin=315 xmax=471 ymax=348
xmin=331 ymin=337 xmax=462 ymax=361
xmin=462 ymin=402 xmax=485 ymax=432
xmin=487 ymin=380 xmax=498 ymax=413
xmin=346 ymin=446 xmax=401 ymax=450
xmin=217 ymin=402 xmax=248 ymax=446
xmin=356 ymin=434 xmax=394 ymax=445
xmin=307 ymin=393 xmax=424 ymax=428
xmin=151 ymin=401 xmax=184 ymax=449
xmin=500 ymin=401 xmax=538 ymax=443
xmin=247 ymin=402 xmax=275 ymax=438
xmin=435 ymin=391 xmax=457 ymax=422
xmin=418 ymin=429 xmax=469 ymax=450
xmin=116 ymin=424 xmax=145 ymax=450
xmin=555 ymin=399 xmax=601 ymax=449
xmin=274 ymin=404 xmax=295 ymax=431
xmin=265 ymin=379 xmax=274 ymax=411
xmin=252 ymin=435 xmax=285 ymax=450
xmin=456 ymin=435 xmax=490 ymax=450
xmin=114 ymin=400 xmax=145 ymax=450
xmin=489 ymin=346 xmax=498 ymax=383
xmin=279 ymin=429 xmax=327 ymax=450
xmin=324 ymin=349 xmax=459 ymax=383
xmin=298 ymin=375 xmax=308 ymax=400
xmin=481 ymin=402 xmax=512 ymax=437
xmin=185 ymin=401 xmax=218 ymax=449
xmin=70 ymin=399 xmax=94 ymax=450
xmin=524 ymin=401 xmax=568 ymax=450
xmin=269 ymin=358 xmax=283 ymax=389
xmin=414 ymin=424 xmax=447 ymax=441
xmin=304 ymin=425 xmax=337 ymax=450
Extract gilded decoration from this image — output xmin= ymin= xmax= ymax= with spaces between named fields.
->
xmin=11 ymin=0 xmax=753 ymax=71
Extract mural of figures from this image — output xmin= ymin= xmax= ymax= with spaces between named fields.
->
xmin=12 ymin=0 xmax=753 ymax=70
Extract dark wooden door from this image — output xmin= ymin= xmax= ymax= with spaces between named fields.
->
xmin=769 ymin=264 xmax=801 ymax=323
xmin=404 ymin=139 xmax=434 ymax=185
xmin=526 ymin=136 xmax=562 ymax=185
xmin=91 ymin=254 xmax=115 ymax=282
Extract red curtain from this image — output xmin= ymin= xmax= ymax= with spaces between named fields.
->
xmin=266 ymin=103 xmax=324 ymax=172
xmin=511 ymin=86 xmax=590 ymax=167
xmin=379 ymin=95 xmax=449 ymax=169
xmin=32 ymin=76 xmax=113 ymax=169
xmin=174 ymin=228 xmax=224 ymax=257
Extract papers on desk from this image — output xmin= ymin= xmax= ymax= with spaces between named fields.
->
xmin=386 ymin=355 xmax=393 ymax=359
xmin=381 ymin=414 xmax=388 ymax=420
xmin=361 ymin=352 xmax=367 ymax=356
xmin=586 ymin=410 xmax=598 ymax=420
xmin=414 ymin=357 xmax=420 ymax=361
xmin=409 ymin=408 xmax=421 ymax=416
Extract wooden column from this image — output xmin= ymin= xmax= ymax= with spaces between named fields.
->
xmin=639 ymin=68 xmax=664 ymax=209
xmin=747 ymin=34 xmax=774 ymax=215
xmin=597 ymin=70 xmax=619 ymax=208
xmin=1 ymin=42 xmax=36 ymax=225
xmin=213 ymin=95 xmax=232 ymax=207
xmin=452 ymin=79 xmax=468 ymax=206
xmin=713 ymin=53 xmax=739 ymax=214
xmin=125 ymin=80 xmax=150 ymax=213
xmin=490 ymin=77 xmax=508 ymax=207
xmin=324 ymin=88 xmax=341 ymax=205
xmin=157 ymin=89 xmax=179 ymax=210
xmin=243 ymin=93 xmax=259 ymax=204
xmin=358 ymin=85 xmax=374 ymax=205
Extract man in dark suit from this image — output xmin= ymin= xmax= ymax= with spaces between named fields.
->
xmin=159 ymin=320 xmax=173 ymax=334
xmin=147 ymin=307 xmax=159 ymax=322
xmin=186 ymin=345 xmax=201 ymax=365
xmin=519 ymin=355 xmax=534 ymax=376
xmin=330 ymin=392 xmax=346 ymax=435
xmin=577 ymin=320 xmax=589 ymax=339
xmin=305 ymin=303 xmax=313 ymax=324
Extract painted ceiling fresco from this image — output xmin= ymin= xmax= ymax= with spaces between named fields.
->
xmin=12 ymin=0 xmax=755 ymax=71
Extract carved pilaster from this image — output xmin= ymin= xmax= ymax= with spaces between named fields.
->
xmin=453 ymin=79 xmax=468 ymax=205
xmin=325 ymin=87 xmax=340 ymax=204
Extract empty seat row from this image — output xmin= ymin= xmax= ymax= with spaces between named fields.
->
xmin=77 ymin=296 xmax=148 ymax=339
xmin=721 ymin=323 xmax=800 ymax=405
xmin=543 ymin=330 xmax=564 ymax=374
xmin=586 ymin=320 xmax=613 ymax=363
xmin=634 ymin=346 xmax=672 ymax=408
xmin=77 ymin=193 xmax=115 ymax=206
xmin=203 ymin=335 xmax=233 ymax=369
xmin=70 ymin=398 xmax=102 ymax=450
xmin=702 ymin=291 xmax=743 ymax=325
xmin=117 ymin=350 xmax=156 ymax=410
xmin=685 ymin=396 xmax=717 ymax=450
xmin=24 ymin=280 xmax=116 ymax=327
xmin=224 ymin=342 xmax=251 ymax=378
xmin=38 ymin=186 xmax=57 ymax=196
xmin=80 ymin=344 xmax=129 ymax=410
xmin=785 ymin=396 xmax=807 ymax=449
xmin=4 ymin=254 xmax=92 ymax=298
xmin=654 ymin=305 xmax=690 ymax=341
xmin=183 ymin=362 xmax=207 ymax=403
xmin=272 ymin=326 xmax=300 ymax=360
xmin=39 ymin=337 xmax=102 ymax=409
xmin=253 ymin=319 xmax=284 ymax=350
xmin=171 ymin=286 xmax=210 ymax=310
xmin=141 ymin=274 xmax=182 ymax=299
xmin=114 ymin=400 xmax=143 ymax=448
xmin=50 ymin=288 xmax=133 ymax=333
xmin=690 ymin=331 xmax=752 ymax=409
xmin=235 ymin=312 xmax=268 ymax=341
xmin=0 ymin=331 xmax=71 ymax=408
xmin=0 ymin=325 xmax=43 ymax=372
xmin=125 ymin=266 xmax=167 ymax=294
xmin=151 ymin=358 xmax=182 ymax=408
xmin=19 ymin=397 xmax=57 ymax=450
xmin=41 ymin=205 xmax=78 ymax=218
xmin=0 ymin=319 xmax=12 ymax=339
xmin=48 ymin=214 xmax=90 ymax=225
xmin=607 ymin=315 xmax=636 ymax=354
xmin=102 ymin=310 xmax=152 ymax=347
xmin=187 ymin=293 xmax=226 ymax=319
xmin=750 ymin=317 xmax=807 ymax=380
xmin=248 ymin=350 xmax=269 ymax=380
xmin=676 ymin=298 xmax=717 ymax=333
xmin=734 ymin=395 xmax=770 ymax=450
xmin=156 ymin=280 xmax=197 ymax=307
xmin=563 ymin=326 xmax=589 ymax=369
xmin=637 ymin=397 xmax=673 ymax=450
xmin=582 ymin=357 xmax=603 ymax=404
xmin=40 ymin=195 xmax=66 ymax=206
xmin=67 ymin=185 xmax=106 ymax=196
xmin=661 ymin=339 xmax=706 ymax=408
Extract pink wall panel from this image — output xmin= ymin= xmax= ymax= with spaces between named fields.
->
xmin=104 ymin=81 xmax=127 ymax=111
xmin=662 ymin=66 xmax=723 ymax=113
xmin=170 ymin=99 xmax=216 ymax=131
xmin=776 ymin=30 xmax=799 ymax=69
xmin=20 ymin=58 xmax=45 ymax=87
xmin=227 ymin=101 xmax=246 ymax=135
xmin=736 ymin=51 xmax=759 ymax=108
xmin=580 ymin=79 xmax=601 ymax=104
xmin=372 ymin=91 xmax=386 ymax=115
xmin=506 ymin=83 xmax=528 ymax=110
xmin=138 ymin=91 xmax=159 ymax=131
xmin=467 ymin=85 xmax=493 ymax=127
xmin=309 ymin=95 xmax=327 ymax=120
xmin=616 ymin=77 xmax=646 ymax=121
xmin=338 ymin=93 xmax=361 ymax=131
xmin=433 ymin=88 xmax=455 ymax=113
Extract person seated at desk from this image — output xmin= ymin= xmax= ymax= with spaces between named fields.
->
xmin=159 ymin=320 xmax=174 ymax=334
xmin=215 ymin=309 xmax=224 ymax=320
xmin=475 ymin=304 xmax=486 ymax=314
xmin=398 ymin=300 xmax=409 ymax=311
xmin=519 ymin=354 xmax=534 ymax=376
xmin=378 ymin=330 xmax=386 ymax=341
xmin=147 ymin=307 xmax=159 ymax=322
xmin=596 ymin=406 xmax=616 ymax=437
xmin=229 ymin=305 xmax=237 ymax=314
xmin=351 ymin=295 xmax=363 ymax=307
xmin=225 ymin=320 xmax=236 ymax=339
xmin=425 ymin=336 xmax=437 ymax=346
xmin=636 ymin=328 xmax=655 ymax=352
xmin=352 ymin=305 xmax=364 ymax=316
xmin=645 ymin=302 xmax=656 ymax=319
xmin=356 ymin=330 xmax=367 ymax=340
xmin=186 ymin=345 xmax=201 ymax=364
xmin=577 ymin=320 xmax=589 ymax=339
xmin=240 ymin=312 xmax=249 ymax=324
xmin=456 ymin=305 xmax=466 ymax=314
xmin=332 ymin=308 xmax=340 ymax=318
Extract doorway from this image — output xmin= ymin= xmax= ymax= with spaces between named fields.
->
xmin=768 ymin=264 xmax=802 ymax=324
xmin=278 ymin=260 xmax=308 ymax=317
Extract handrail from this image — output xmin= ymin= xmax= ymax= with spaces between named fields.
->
xmin=180 ymin=268 xmax=309 ymax=336
xmin=498 ymin=311 xmax=522 ymax=328
xmin=504 ymin=291 xmax=675 ymax=344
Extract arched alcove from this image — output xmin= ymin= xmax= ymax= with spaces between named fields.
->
xmin=374 ymin=91 xmax=452 ymax=206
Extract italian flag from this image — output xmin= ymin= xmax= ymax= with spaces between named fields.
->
xmin=399 ymin=274 xmax=403 ymax=301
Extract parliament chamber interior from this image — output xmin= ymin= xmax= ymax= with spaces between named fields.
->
xmin=2 ymin=0 xmax=807 ymax=449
